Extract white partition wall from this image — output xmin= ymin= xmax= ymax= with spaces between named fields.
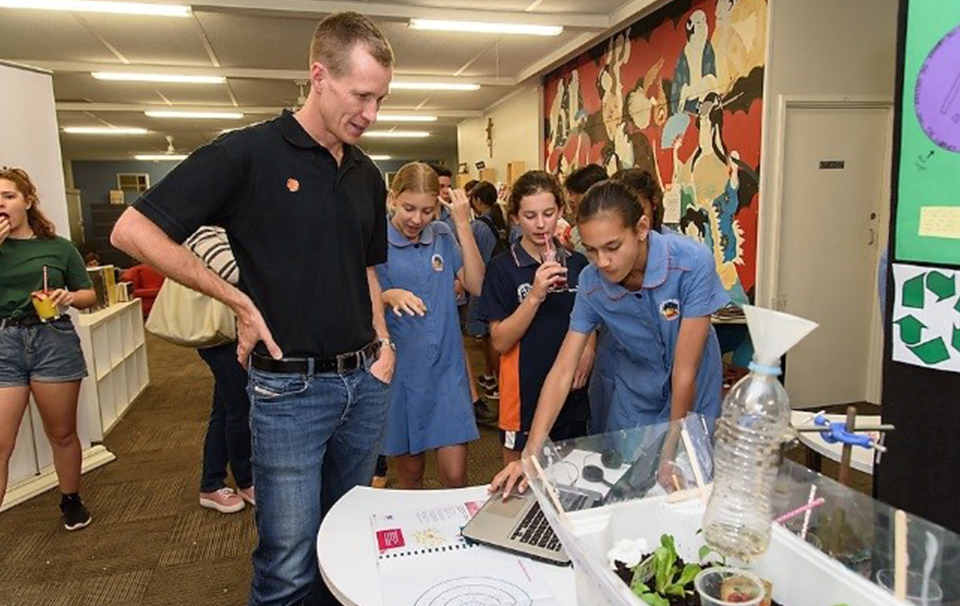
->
xmin=0 ymin=61 xmax=117 ymax=511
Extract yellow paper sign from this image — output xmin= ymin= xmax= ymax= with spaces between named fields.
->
xmin=919 ymin=206 xmax=960 ymax=240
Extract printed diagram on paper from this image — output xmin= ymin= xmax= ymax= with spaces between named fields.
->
xmin=892 ymin=263 xmax=960 ymax=372
xmin=411 ymin=576 xmax=537 ymax=606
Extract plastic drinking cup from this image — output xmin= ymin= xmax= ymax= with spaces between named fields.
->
xmin=876 ymin=569 xmax=943 ymax=606
xmin=31 ymin=291 xmax=59 ymax=321
xmin=694 ymin=567 xmax=765 ymax=606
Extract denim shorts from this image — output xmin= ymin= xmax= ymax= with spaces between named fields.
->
xmin=0 ymin=317 xmax=88 ymax=387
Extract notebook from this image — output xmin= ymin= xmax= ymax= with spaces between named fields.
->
xmin=371 ymin=500 xmax=559 ymax=606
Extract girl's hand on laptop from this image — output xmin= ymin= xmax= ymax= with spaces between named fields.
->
xmin=490 ymin=461 xmax=527 ymax=500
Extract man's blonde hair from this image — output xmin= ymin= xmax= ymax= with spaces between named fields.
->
xmin=309 ymin=12 xmax=394 ymax=76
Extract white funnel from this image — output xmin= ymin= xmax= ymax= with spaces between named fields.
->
xmin=743 ymin=305 xmax=818 ymax=366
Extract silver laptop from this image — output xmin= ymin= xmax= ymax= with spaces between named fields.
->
xmin=461 ymin=484 xmax=600 ymax=566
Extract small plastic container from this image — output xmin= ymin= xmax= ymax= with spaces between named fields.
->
xmin=694 ymin=567 xmax=765 ymax=606
xmin=876 ymin=569 xmax=943 ymax=606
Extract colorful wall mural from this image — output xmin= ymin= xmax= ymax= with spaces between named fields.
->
xmin=544 ymin=0 xmax=767 ymax=303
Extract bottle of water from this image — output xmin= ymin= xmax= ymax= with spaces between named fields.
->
xmin=702 ymin=305 xmax=817 ymax=560
xmin=702 ymin=362 xmax=790 ymax=560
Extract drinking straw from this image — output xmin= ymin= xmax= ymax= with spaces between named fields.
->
xmin=773 ymin=496 xmax=825 ymax=526
xmin=43 ymin=265 xmax=49 ymax=293
xmin=894 ymin=509 xmax=908 ymax=601
xmin=801 ymin=485 xmax=818 ymax=540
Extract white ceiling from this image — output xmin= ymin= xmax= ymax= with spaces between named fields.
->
xmin=0 ymin=0 xmax=662 ymax=162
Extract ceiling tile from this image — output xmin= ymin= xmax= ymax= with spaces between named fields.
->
xmin=77 ymin=13 xmax=214 ymax=66
xmin=0 ymin=11 xmax=118 ymax=62
xmin=194 ymin=11 xmax=318 ymax=70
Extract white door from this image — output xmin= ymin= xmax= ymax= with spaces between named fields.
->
xmin=777 ymin=105 xmax=891 ymax=409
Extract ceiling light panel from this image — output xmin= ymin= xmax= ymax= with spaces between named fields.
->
xmin=63 ymin=126 xmax=149 ymax=134
xmin=362 ymin=131 xmax=431 ymax=139
xmin=145 ymin=111 xmax=244 ymax=119
xmin=93 ymin=72 xmax=225 ymax=84
xmin=409 ymin=19 xmax=562 ymax=37
xmin=376 ymin=114 xmax=438 ymax=122
xmin=0 ymin=1 xmax=191 ymax=17
xmin=389 ymin=82 xmax=480 ymax=92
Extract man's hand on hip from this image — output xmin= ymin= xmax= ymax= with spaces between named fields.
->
xmin=235 ymin=294 xmax=282 ymax=368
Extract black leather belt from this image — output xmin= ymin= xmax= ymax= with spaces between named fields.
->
xmin=251 ymin=340 xmax=381 ymax=375
xmin=0 ymin=314 xmax=67 ymax=329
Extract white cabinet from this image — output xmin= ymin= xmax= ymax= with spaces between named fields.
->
xmin=76 ymin=299 xmax=150 ymax=436
xmin=1 ymin=301 xmax=148 ymax=511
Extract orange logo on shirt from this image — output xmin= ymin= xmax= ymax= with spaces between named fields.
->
xmin=286 ymin=178 xmax=300 ymax=192
xmin=660 ymin=299 xmax=680 ymax=320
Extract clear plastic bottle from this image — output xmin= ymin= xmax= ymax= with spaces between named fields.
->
xmin=702 ymin=362 xmax=790 ymax=560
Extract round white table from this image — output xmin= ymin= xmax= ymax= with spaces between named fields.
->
xmin=317 ymin=485 xmax=577 ymax=606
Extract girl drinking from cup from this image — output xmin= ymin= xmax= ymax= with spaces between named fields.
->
xmin=0 ymin=167 xmax=97 ymax=528
xmin=376 ymin=162 xmax=484 ymax=489
xmin=491 ymin=179 xmax=729 ymax=495
xmin=477 ymin=170 xmax=593 ymax=465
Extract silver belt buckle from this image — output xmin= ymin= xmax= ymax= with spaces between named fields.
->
xmin=337 ymin=351 xmax=357 ymax=374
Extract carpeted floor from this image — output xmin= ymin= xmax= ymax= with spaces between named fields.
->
xmin=0 ymin=333 xmax=871 ymax=605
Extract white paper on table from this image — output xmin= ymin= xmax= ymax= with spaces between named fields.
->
xmin=891 ymin=263 xmax=960 ymax=373
xmin=378 ymin=546 xmax=560 ymax=606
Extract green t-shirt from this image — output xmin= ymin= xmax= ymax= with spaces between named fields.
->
xmin=0 ymin=235 xmax=93 ymax=319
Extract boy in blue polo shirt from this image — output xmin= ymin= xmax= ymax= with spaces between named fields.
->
xmin=491 ymin=179 xmax=728 ymax=495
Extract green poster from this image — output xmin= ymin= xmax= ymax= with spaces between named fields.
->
xmin=895 ymin=1 xmax=960 ymax=264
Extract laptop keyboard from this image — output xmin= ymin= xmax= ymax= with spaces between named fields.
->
xmin=510 ymin=492 xmax=589 ymax=552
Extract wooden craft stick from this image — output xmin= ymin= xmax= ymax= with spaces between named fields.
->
xmin=894 ymin=509 xmax=908 ymax=601
xmin=680 ymin=426 xmax=709 ymax=506
xmin=530 ymin=456 xmax=571 ymax=525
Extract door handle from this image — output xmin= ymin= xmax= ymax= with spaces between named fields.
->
xmin=868 ymin=227 xmax=876 ymax=246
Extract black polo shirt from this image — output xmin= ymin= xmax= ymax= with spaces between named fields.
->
xmin=477 ymin=242 xmax=590 ymax=433
xmin=134 ymin=110 xmax=387 ymax=358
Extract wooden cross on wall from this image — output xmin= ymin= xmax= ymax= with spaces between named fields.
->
xmin=486 ymin=118 xmax=494 ymax=158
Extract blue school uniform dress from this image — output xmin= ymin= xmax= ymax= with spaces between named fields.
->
xmin=465 ymin=212 xmax=499 ymax=337
xmin=375 ymin=221 xmax=480 ymax=456
xmin=569 ymin=230 xmax=729 ymax=430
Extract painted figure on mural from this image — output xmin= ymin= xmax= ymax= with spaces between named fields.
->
xmin=542 ymin=0 xmax=767 ymax=303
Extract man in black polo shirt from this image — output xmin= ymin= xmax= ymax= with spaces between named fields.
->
xmin=111 ymin=12 xmax=395 ymax=606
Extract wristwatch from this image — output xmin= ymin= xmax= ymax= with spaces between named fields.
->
xmin=378 ymin=338 xmax=396 ymax=352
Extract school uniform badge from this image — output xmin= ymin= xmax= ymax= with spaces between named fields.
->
xmin=660 ymin=299 xmax=680 ymax=320
xmin=431 ymin=254 xmax=444 ymax=272
xmin=517 ymin=283 xmax=533 ymax=302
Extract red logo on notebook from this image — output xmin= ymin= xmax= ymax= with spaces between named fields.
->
xmin=376 ymin=528 xmax=405 ymax=552
xmin=286 ymin=178 xmax=300 ymax=192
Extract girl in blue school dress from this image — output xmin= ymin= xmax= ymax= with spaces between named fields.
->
xmin=491 ymin=178 xmax=729 ymax=494
xmin=376 ymin=162 xmax=484 ymax=489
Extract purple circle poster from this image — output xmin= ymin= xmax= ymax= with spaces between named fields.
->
xmin=915 ymin=25 xmax=960 ymax=152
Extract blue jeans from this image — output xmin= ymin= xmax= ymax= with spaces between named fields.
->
xmin=198 ymin=343 xmax=252 ymax=492
xmin=247 ymin=364 xmax=389 ymax=606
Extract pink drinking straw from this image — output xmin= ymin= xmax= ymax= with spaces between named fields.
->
xmin=42 ymin=265 xmax=49 ymax=293
xmin=774 ymin=497 xmax=826 ymax=525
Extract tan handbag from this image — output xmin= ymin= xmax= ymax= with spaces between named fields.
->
xmin=145 ymin=279 xmax=236 ymax=348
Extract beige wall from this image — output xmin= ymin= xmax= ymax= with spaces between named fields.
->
xmin=457 ymin=86 xmax=541 ymax=184
xmin=755 ymin=0 xmax=899 ymax=305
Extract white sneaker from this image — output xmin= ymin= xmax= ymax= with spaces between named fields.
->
xmin=199 ymin=487 xmax=246 ymax=514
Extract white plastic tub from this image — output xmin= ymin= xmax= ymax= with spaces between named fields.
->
xmin=563 ymin=496 xmax=906 ymax=606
